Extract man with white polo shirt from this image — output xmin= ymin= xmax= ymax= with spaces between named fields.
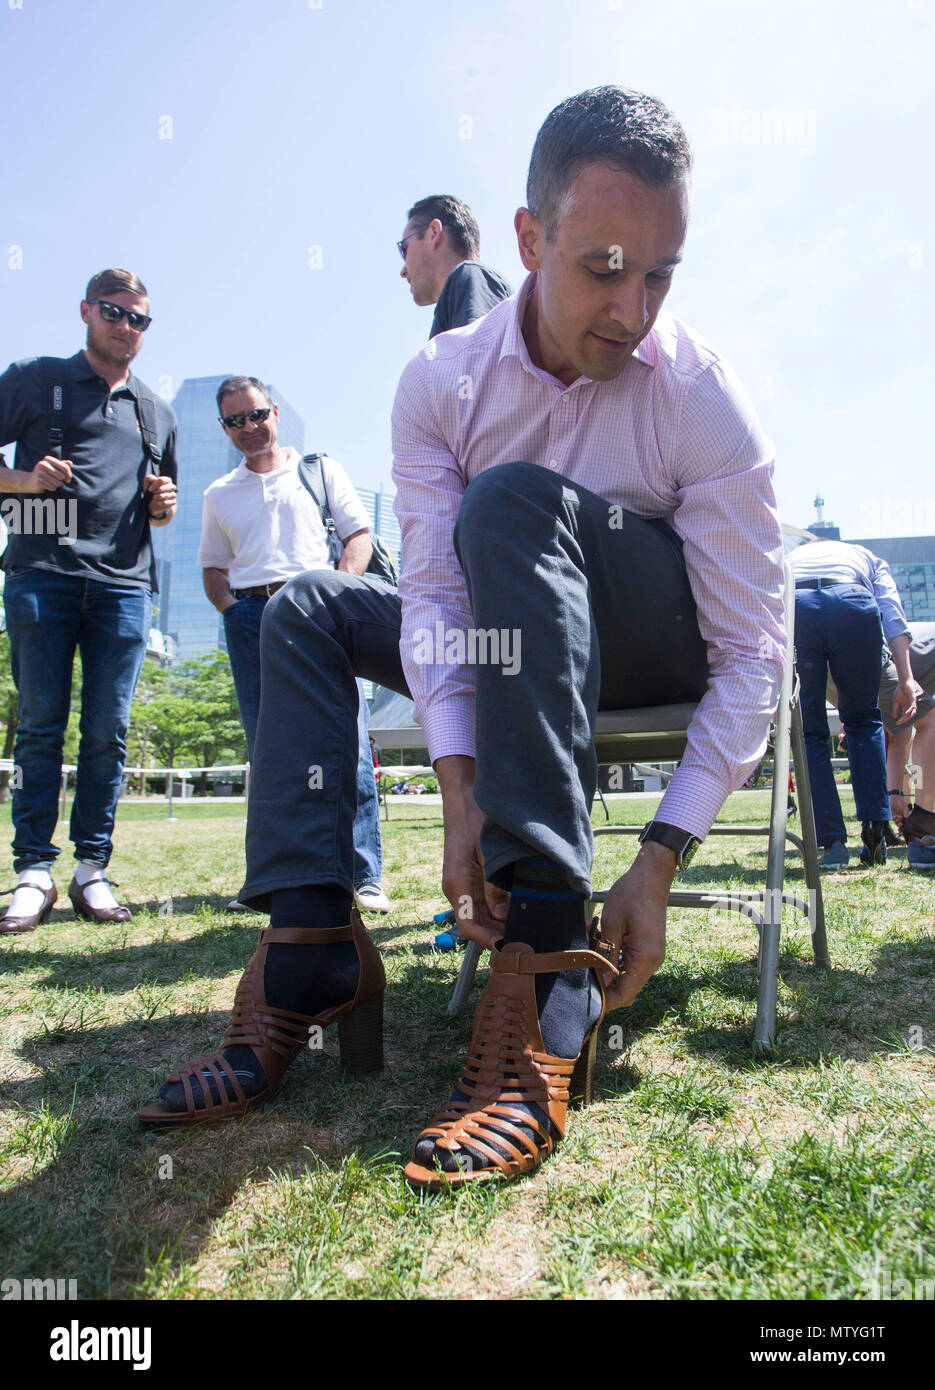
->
xmin=198 ymin=375 xmax=389 ymax=914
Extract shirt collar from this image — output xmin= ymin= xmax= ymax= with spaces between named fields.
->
xmin=235 ymin=445 xmax=300 ymax=479
xmin=73 ymin=349 xmax=139 ymax=396
xmin=498 ymin=271 xmax=656 ymax=381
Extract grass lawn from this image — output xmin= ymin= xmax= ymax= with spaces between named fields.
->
xmin=0 ymin=792 xmax=933 ymax=1301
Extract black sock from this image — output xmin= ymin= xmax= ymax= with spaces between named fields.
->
xmin=416 ymin=856 xmax=601 ymax=1174
xmin=161 ymin=884 xmax=357 ymax=1112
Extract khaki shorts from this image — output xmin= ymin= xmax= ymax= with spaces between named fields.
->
xmin=826 ymin=622 xmax=935 ymax=734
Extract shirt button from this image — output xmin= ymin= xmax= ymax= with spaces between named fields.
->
xmin=549 ymin=459 xmax=558 ymax=469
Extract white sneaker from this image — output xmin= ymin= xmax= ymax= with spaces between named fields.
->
xmin=354 ymin=883 xmax=391 ymax=914
xmin=227 ymin=898 xmax=250 ymax=912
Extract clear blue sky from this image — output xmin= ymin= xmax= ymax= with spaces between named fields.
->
xmin=1 ymin=0 xmax=932 ymax=536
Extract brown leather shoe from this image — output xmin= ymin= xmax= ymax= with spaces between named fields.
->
xmin=138 ymin=909 xmax=386 ymax=1125
xmin=404 ymin=935 xmax=618 ymax=1190
xmin=68 ymin=875 xmax=131 ymax=924
xmin=0 ymin=882 xmax=58 ymax=934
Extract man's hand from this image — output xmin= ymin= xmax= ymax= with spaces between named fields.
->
xmin=435 ymin=755 xmax=509 ymax=949
xmin=892 ymin=678 xmax=921 ymax=725
xmin=598 ymin=841 xmax=676 ymax=1010
xmin=889 ymin=790 xmax=910 ymax=828
xmin=21 ymin=456 xmax=72 ymax=492
xmin=143 ymin=474 xmax=177 ymax=519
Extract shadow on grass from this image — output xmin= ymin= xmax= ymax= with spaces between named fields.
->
xmin=0 ymin=965 xmax=476 ymax=1298
xmin=0 ymin=914 xmax=465 ymax=991
xmin=1 ymin=925 xmax=931 ymax=1297
xmin=604 ymin=934 xmax=935 ymax=1070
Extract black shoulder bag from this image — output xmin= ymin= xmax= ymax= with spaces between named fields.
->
xmin=297 ymin=452 xmax=398 ymax=587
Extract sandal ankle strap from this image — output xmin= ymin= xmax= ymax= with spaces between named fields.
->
xmin=493 ymin=945 xmax=618 ymax=977
xmin=258 ymin=923 xmax=354 ymax=945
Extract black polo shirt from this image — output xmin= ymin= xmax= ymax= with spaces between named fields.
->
xmin=429 ymin=261 xmax=513 ymax=338
xmin=0 ymin=351 xmax=178 ymax=590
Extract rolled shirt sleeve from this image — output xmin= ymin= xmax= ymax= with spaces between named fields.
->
xmin=321 ymin=454 xmax=372 ymax=543
xmin=658 ymin=361 xmax=786 ymax=838
xmin=197 ymin=490 xmax=234 ymax=569
xmin=392 ymin=360 xmax=477 ymax=761
xmin=867 ymin=551 xmax=911 ymax=645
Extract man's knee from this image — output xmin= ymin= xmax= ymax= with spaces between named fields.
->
xmin=455 ymin=461 xmax=554 ymax=547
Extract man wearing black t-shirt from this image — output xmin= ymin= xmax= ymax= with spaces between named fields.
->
xmin=398 ymin=194 xmax=512 ymax=336
xmin=0 ymin=268 xmax=178 ymax=932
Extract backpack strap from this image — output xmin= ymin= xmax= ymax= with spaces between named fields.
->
xmin=131 ymin=381 xmax=163 ymax=474
xmin=298 ymin=452 xmax=335 ymax=529
xmin=38 ymin=356 xmax=69 ymax=460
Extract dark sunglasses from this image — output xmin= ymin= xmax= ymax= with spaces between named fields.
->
xmin=220 ymin=407 xmax=272 ymax=429
xmin=397 ymin=229 xmax=424 ymax=261
xmin=88 ymin=299 xmax=152 ymax=332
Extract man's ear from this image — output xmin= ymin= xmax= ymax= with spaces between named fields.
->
xmin=514 ymin=207 xmax=543 ymax=273
xmin=79 ymin=300 xmax=91 ymax=325
xmin=427 ymin=217 xmax=445 ymax=250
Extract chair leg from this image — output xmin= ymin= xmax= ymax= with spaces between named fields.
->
xmin=448 ymin=940 xmax=482 ymax=1016
xmin=790 ymin=697 xmax=830 ymax=967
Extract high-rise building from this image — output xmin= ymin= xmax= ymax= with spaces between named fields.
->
xmin=154 ymin=375 xmax=305 ymax=660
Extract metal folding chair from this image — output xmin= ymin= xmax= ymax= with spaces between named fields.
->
xmin=447 ymin=564 xmax=829 ymax=1052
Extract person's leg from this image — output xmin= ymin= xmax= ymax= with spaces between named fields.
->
xmin=222 ymin=596 xmax=266 ymax=761
xmin=70 ymin=580 xmax=151 ymax=907
xmin=907 ymin=710 xmax=935 ymax=814
xmin=143 ymin=570 xmax=407 ymax=1119
xmin=352 ymin=678 xmax=384 ymax=895
xmin=409 ymin=461 xmax=710 ymax=1183
xmin=794 ymin=590 xmax=847 ymax=849
xmin=1 ymin=569 xmax=79 ymax=920
xmin=824 ymin=587 xmax=889 ymax=860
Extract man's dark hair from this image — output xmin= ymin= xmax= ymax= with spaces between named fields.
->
xmin=85 ymin=267 xmax=148 ymax=302
xmin=216 ymin=376 xmax=274 ymax=413
xmin=406 ymin=195 xmax=481 ymax=261
xmin=527 ymin=86 xmax=692 ymax=240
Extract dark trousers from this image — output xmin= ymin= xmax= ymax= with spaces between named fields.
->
xmin=242 ymin=462 xmax=709 ymax=904
xmin=3 ymin=567 xmax=152 ymax=872
xmin=795 ymin=583 xmax=889 ymax=844
xmin=223 ymin=593 xmax=383 ymax=886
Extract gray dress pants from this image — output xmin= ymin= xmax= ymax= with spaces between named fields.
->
xmin=242 ymin=461 xmax=709 ymax=906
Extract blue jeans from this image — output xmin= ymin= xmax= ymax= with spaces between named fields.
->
xmin=3 ymin=567 xmax=152 ymax=872
xmin=223 ymin=593 xmax=382 ymax=887
xmin=794 ymin=583 xmax=889 ymax=845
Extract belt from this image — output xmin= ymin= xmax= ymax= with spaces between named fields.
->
xmin=794 ymin=576 xmax=852 ymax=590
xmin=231 ymin=582 xmax=286 ymax=599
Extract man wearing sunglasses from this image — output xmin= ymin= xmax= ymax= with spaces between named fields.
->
xmin=0 ymin=268 xmax=178 ymax=933
xmin=198 ymin=375 xmax=391 ymax=915
xmin=399 ymin=195 xmax=512 ymax=337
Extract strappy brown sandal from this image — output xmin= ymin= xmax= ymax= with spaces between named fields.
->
xmin=137 ymin=909 xmax=385 ymax=1125
xmin=404 ymin=933 xmax=618 ymax=1190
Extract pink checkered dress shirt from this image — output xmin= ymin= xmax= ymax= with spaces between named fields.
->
xmin=391 ymin=272 xmax=786 ymax=839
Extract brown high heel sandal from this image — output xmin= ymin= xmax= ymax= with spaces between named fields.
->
xmin=404 ymin=931 xmax=618 ymax=1190
xmin=137 ymin=909 xmax=385 ymax=1125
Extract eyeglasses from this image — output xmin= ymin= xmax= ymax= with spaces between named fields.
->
xmin=397 ymin=229 xmax=424 ymax=261
xmin=220 ymin=407 xmax=272 ymax=429
xmin=88 ymin=299 xmax=152 ymax=332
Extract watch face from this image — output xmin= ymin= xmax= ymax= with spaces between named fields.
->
xmin=680 ymin=837 xmax=699 ymax=869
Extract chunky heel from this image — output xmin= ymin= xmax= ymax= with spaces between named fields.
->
xmin=338 ymin=991 xmax=384 ymax=1075
xmin=138 ymin=909 xmax=386 ymax=1124
xmin=569 ymin=1026 xmax=598 ymax=1106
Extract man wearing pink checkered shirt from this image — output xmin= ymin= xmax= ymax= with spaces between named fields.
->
xmin=141 ymin=88 xmax=784 ymax=1189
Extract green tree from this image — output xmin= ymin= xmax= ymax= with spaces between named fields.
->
xmin=129 ymin=651 xmax=245 ymax=793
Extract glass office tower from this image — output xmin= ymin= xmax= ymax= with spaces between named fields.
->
xmin=154 ymin=376 xmax=305 ymax=660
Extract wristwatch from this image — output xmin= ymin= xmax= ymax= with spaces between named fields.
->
xmin=149 ymin=509 xmax=169 ymax=520
xmin=638 ymin=821 xmax=701 ymax=870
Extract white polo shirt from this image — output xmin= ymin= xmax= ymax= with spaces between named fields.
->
xmin=198 ymin=447 xmax=371 ymax=589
